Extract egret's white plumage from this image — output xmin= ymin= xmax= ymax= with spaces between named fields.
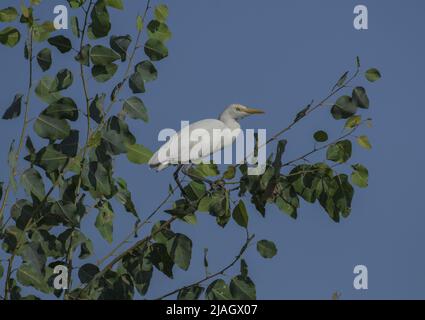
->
xmin=148 ymin=104 xmax=264 ymax=171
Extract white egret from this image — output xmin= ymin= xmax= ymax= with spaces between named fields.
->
xmin=148 ymin=104 xmax=264 ymax=195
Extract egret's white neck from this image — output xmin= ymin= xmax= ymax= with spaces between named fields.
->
xmin=219 ymin=111 xmax=241 ymax=130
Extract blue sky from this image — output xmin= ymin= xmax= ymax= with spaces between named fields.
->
xmin=1 ymin=0 xmax=425 ymax=299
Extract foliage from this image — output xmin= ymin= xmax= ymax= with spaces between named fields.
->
xmin=0 ymin=0 xmax=380 ymax=300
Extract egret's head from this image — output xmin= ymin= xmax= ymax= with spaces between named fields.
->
xmin=223 ymin=104 xmax=265 ymax=120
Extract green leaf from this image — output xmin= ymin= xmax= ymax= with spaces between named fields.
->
xmin=0 ymin=27 xmax=20 ymax=47
xmin=155 ymin=4 xmax=169 ymax=22
xmin=7 ymin=140 xmax=17 ymax=192
xmin=79 ymin=238 xmax=94 ymax=259
xmin=230 ymin=275 xmax=256 ymax=300
xmin=275 ymin=188 xmax=296 ymax=219
xmin=333 ymin=174 xmax=354 ymax=218
xmin=78 ymin=264 xmax=99 ymax=284
xmin=326 ymin=140 xmax=352 ymax=163
xmin=129 ymin=71 xmax=146 ymax=93
xmin=126 ymin=143 xmax=153 ymax=164
xmin=114 ymin=177 xmax=138 ymax=219
xmin=352 ymin=87 xmax=369 ymax=109
xmin=102 ymin=116 xmax=136 ymax=154
xmin=21 ymin=168 xmax=45 ymax=201
xmin=223 ymin=165 xmax=236 ymax=180
xmin=178 ymin=285 xmax=204 ymax=300
xmin=334 ymin=71 xmax=348 ymax=89
xmin=0 ymin=262 xmax=3 ymax=278
xmin=123 ymin=96 xmax=148 ymax=121
xmin=51 ymin=200 xmax=79 ymax=226
xmin=136 ymin=15 xmax=143 ymax=32
xmin=0 ymin=7 xmax=18 ymax=22
xmin=34 ymin=114 xmax=70 ymax=140
xmin=35 ymin=75 xmax=62 ymax=104
xmin=205 ymin=279 xmax=232 ymax=300
xmin=10 ymin=199 xmax=35 ymax=230
xmin=90 ymin=45 xmax=120 ymax=65
xmin=357 ymin=135 xmax=372 ymax=150
xmin=232 ymin=200 xmax=249 ymax=228
xmin=122 ymin=249 xmax=152 ymax=296
xmin=58 ymin=129 xmax=79 ymax=159
xmin=240 ymin=259 xmax=248 ymax=278
xmin=92 ymin=63 xmax=118 ymax=82
xmin=88 ymin=0 xmax=111 ymax=39
xmin=36 ymin=48 xmax=52 ymax=72
xmin=273 ymin=139 xmax=287 ymax=173
xmin=189 ymin=163 xmax=220 ymax=178
xmin=43 ymin=97 xmax=78 ymax=121
xmin=2 ymin=226 xmax=24 ymax=253
xmin=313 ymin=130 xmax=328 ymax=142
xmin=82 ymin=161 xmax=114 ymax=199
xmin=166 ymin=233 xmax=192 ymax=271
xmin=106 ymin=0 xmax=123 ymax=10
xmin=20 ymin=242 xmax=46 ymax=273
xmin=147 ymin=243 xmax=174 ymax=278
xmin=17 ymin=263 xmax=50 ymax=293
xmin=67 ymin=0 xmax=86 ymax=8
xmin=53 ymin=69 xmax=73 ymax=91
xmin=48 ymin=35 xmax=72 ymax=53
xmin=345 ymin=115 xmax=362 ymax=129
xmin=89 ymin=93 xmax=105 ymax=123
xmin=95 ymin=201 xmax=114 ymax=243
xmin=147 ymin=20 xmax=172 ymax=42
xmin=151 ymin=220 xmax=174 ymax=244
xmin=31 ymin=230 xmax=64 ymax=259
xmin=331 ymin=95 xmax=357 ymax=120
xmin=144 ymin=38 xmax=168 ymax=61
xmin=110 ymin=34 xmax=131 ymax=61
xmin=2 ymin=94 xmax=23 ymax=120
xmin=71 ymin=16 xmax=80 ymax=38
xmin=135 ymin=60 xmax=158 ymax=82
xmin=75 ymin=44 xmax=91 ymax=66
xmin=365 ymin=68 xmax=381 ymax=82
xmin=351 ymin=164 xmax=368 ymax=188
xmin=31 ymin=144 xmax=68 ymax=173
xmin=256 ymin=239 xmax=277 ymax=259
xmin=32 ymin=21 xmax=55 ymax=42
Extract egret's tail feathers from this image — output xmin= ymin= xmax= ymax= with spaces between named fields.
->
xmin=149 ymin=162 xmax=169 ymax=171
xmin=148 ymin=152 xmax=169 ymax=171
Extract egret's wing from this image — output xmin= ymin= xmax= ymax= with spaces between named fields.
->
xmin=149 ymin=119 xmax=240 ymax=170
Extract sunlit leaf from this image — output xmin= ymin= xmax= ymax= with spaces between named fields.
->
xmin=256 ymin=239 xmax=277 ymax=259
xmin=357 ymin=135 xmax=372 ymax=150
xmin=351 ymin=164 xmax=368 ymax=188
xmin=365 ymin=68 xmax=381 ymax=82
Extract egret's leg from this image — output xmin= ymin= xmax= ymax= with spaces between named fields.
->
xmin=173 ymin=164 xmax=188 ymax=197
xmin=181 ymin=164 xmax=226 ymax=195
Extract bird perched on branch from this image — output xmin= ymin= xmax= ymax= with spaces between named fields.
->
xmin=148 ymin=104 xmax=264 ymax=194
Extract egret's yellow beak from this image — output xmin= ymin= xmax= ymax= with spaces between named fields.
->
xmin=244 ymin=107 xmax=265 ymax=115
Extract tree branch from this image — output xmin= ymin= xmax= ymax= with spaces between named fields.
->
xmin=2 ymin=26 xmax=34 ymax=300
xmin=281 ymin=120 xmax=365 ymax=168
xmin=155 ymin=234 xmax=255 ymax=300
